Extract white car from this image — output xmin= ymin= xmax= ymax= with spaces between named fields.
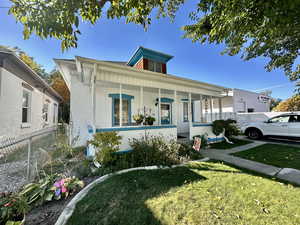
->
xmin=241 ymin=113 xmax=300 ymax=140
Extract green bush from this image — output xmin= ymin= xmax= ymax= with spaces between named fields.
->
xmin=127 ymin=135 xmax=182 ymax=167
xmin=212 ymin=119 xmax=240 ymax=137
xmin=88 ymin=132 xmax=122 ymax=166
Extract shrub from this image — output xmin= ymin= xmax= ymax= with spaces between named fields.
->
xmin=127 ymin=135 xmax=182 ymax=167
xmin=212 ymin=119 xmax=240 ymax=137
xmin=0 ymin=193 xmax=29 ymax=225
xmin=88 ymin=132 xmax=122 ymax=167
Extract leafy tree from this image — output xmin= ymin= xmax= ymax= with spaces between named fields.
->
xmin=270 ymin=98 xmax=282 ymax=111
xmin=183 ymin=0 xmax=300 ymax=82
xmin=7 ymin=0 xmax=300 ymax=82
xmin=49 ymin=70 xmax=70 ymax=123
xmin=273 ymin=95 xmax=300 ymax=112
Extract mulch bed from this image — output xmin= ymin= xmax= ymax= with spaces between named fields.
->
xmin=25 ymin=176 xmax=97 ymax=225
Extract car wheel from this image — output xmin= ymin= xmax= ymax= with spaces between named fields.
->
xmin=247 ymin=129 xmax=262 ymax=140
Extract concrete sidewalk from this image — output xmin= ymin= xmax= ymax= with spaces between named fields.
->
xmin=202 ymin=141 xmax=300 ymax=186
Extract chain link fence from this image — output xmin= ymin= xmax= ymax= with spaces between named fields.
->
xmin=0 ymin=125 xmax=69 ymax=193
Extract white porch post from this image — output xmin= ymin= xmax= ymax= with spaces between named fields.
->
xmin=92 ymin=64 xmax=97 ymax=125
xmin=199 ymin=94 xmax=203 ymax=123
xmin=174 ymin=90 xmax=177 ymax=125
xmin=140 ymin=86 xmax=143 ymax=112
xmin=218 ymin=97 xmax=223 ymax=120
xmin=119 ymin=84 xmax=122 ymax=127
xmin=158 ymin=88 xmax=161 ymax=125
xmin=188 ymin=93 xmax=192 ymax=127
xmin=210 ymin=96 xmax=213 ymax=122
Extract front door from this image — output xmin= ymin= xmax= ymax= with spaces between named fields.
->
xmin=161 ymin=103 xmax=171 ymax=125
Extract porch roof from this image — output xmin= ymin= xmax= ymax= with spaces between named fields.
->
xmin=55 ymin=56 xmax=230 ymax=97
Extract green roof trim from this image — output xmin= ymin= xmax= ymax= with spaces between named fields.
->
xmin=127 ymin=46 xmax=173 ymax=66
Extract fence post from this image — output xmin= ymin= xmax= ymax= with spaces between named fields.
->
xmin=26 ymin=137 xmax=32 ymax=180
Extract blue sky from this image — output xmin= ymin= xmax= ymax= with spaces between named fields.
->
xmin=0 ymin=0 xmax=296 ymax=99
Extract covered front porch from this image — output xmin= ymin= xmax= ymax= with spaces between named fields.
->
xmin=93 ymin=81 xmax=233 ymax=150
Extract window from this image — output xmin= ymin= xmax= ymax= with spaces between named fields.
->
xmin=269 ymin=115 xmax=290 ymax=123
xmin=183 ymin=102 xmax=188 ymax=122
xmin=247 ymin=108 xmax=255 ymax=113
xmin=113 ymin=98 xmax=130 ymax=126
xmin=288 ymin=115 xmax=300 ymax=123
xmin=53 ymin=103 xmax=58 ymax=123
xmin=161 ymin=103 xmax=171 ymax=124
xmin=148 ymin=59 xmax=162 ymax=73
xmin=22 ymin=90 xmax=31 ymax=123
xmin=43 ymin=101 xmax=49 ymax=123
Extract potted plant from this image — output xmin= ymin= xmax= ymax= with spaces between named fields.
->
xmin=145 ymin=116 xmax=156 ymax=125
xmin=0 ymin=193 xmax=29 ymax=225
xmin=133 ymin=114 xmax=144 ymax=125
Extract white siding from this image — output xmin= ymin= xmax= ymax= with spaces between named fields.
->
xmin=0 ymin=67 xmax=59 ymax=137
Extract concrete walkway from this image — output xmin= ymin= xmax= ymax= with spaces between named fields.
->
xmin=202 ymin=140 xmax=300 ymax=186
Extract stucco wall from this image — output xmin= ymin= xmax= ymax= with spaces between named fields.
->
xmin=97 ymin=127 xmax=177 ymax=150
xmin=0 ymin=68 xmax=59 ymax=137
xmin=233 ymin=89 xmax=270 ymax=113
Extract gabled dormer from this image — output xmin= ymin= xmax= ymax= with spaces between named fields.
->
xmin=127 ymin=46 xmax=173 ymax=74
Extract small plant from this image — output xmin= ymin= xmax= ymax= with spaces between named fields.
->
xmin=88 ymin=132 xmax=122 ymax=166
xmin=52 ymin=177 xmax=84 ymax=200
xmin=19 ymin=173 xmax=84 ymax=206
xmin=144 ymin=116 xmax=156 ymax=125
xmin=0 ymin=193 xmax=29 ymax=225
xmin=133 ymin=114 xmax=144 ymax=125
xmin=212 ymin=119 xmax=240 ymax=138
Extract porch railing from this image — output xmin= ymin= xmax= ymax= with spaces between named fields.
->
xmin=200 ymin=112 xmax=237 ymax=123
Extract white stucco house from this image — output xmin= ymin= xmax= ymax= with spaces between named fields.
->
xmin=55 ymin=47 xmax=233 ymax=151
xmin=0 ymin=50 xmax=62 ymax=138
xmin=218 ymin=88 xmax=271 ymax=113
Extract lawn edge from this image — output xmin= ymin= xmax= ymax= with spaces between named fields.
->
xmin=55 ymin=164 xmax=185 ymax=225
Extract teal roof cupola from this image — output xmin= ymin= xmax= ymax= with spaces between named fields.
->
xmin=127 ymin=46 xmax=173 ymax=67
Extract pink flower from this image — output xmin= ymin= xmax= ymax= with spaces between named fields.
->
xmin=60 ymin=179 xmax=65 ymax=186
xmin=61 ymin=186 xmax=67 ymax=193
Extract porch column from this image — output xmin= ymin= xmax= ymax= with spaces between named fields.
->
xmin=140 ymin=86 xmax=143 ymax=113
xmin=210 ymin=96 xmax=213 ymax=122
xmin=218 ymin=97 xmax=223 ymax=120
xmin=158 ymin=88 xmax=161 ymax=125
xmin=174 ymin=90 xmax=177 ymax=125
xmin=119 ymin=84 xmax=122 ymax=127
xmin=92 ymin=64 xmax=97 ymax=125
xmin=188 ymin=93 xmax=192 ymax=127
xmin=199 ymin=94 xmax=203 ymax=123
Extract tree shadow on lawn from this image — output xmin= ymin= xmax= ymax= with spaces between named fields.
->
xmin=66 ymin=166 xmax=206 ymax=225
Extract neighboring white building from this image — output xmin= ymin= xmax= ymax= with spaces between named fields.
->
xmin=55 ymin=47 xmax=232 ymax=151
xmin=0 ymin=51 xmax=62 ymax=137
xmin=216 ymin=88 xmax=271 ymax=113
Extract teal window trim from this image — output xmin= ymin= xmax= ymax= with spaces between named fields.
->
xmin=160 ymin=97 xmax=174 ymax=103
xmin=108 ymin=93 xmax=134 ymax=100
xmin=96 ymin=125 xmax=177 ymax=132
xmin=109 ymin=94 xmax=134 ymax=126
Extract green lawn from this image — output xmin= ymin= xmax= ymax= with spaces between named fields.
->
xmin=232 ymin=143 xmax=300 ymax=170
xmin=210 ymin=138 xmax=252 ymax=149
xmin=67 ymin=162 xmax=300 ymax=225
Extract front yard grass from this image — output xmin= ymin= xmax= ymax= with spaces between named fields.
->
xmin=232 ymin=143 xmax=300 ymax=170
xmin=66 ymin=161 xmax=300 ymax=225
xmin=209 ymin=138 xmax=252 ymax=149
